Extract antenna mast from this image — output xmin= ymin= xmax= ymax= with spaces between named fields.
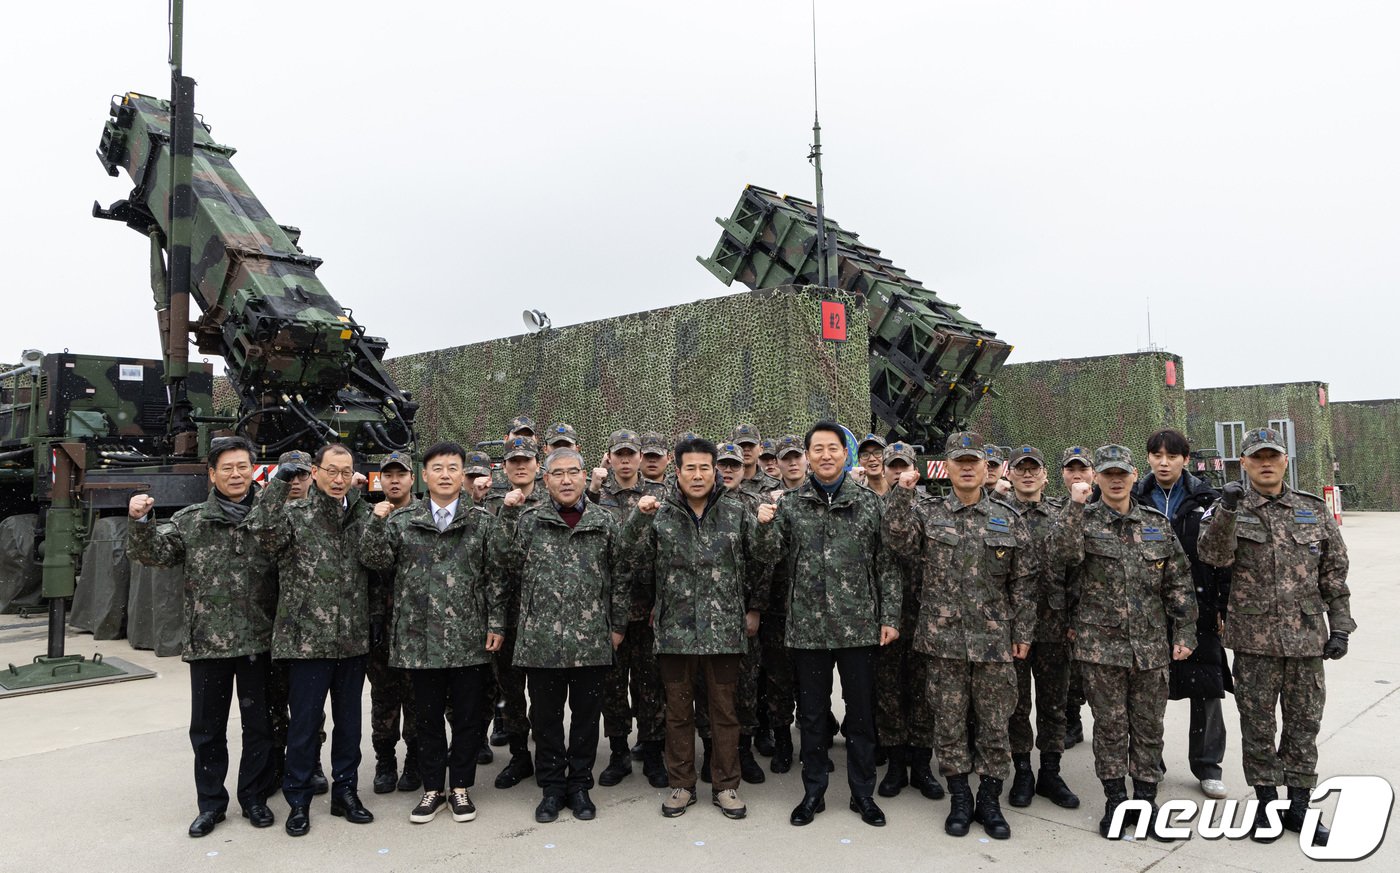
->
xmin=808 ymin=1 xmax=832 ymax=289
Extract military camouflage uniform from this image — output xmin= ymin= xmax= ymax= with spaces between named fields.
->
xmin=875 ymin=488 xmax=937 ymax=750
xmin=1052 ymin=499 xmax=1196 ymax=783
xmin=481 ymin=483 xmax=546 ymax=739
xmin=1198 ymin=485 xmax=1352 ymax=789
xmin=127 ymin=487 xmax=278 ymax=813
xmin=883 ymin=485 xmax=1037 ymax=779
xmin=1007 ymin=494 xmax=1074 ymax=756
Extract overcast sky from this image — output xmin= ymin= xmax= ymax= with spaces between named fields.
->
xmin=3 ymin=1 xmax=1396 ymax=401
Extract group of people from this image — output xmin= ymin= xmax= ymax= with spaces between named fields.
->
xmin=126 ymin=414 xmax=1353 ymax=847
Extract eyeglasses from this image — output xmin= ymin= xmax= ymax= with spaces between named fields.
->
xmin=316 ymin=466 xmax=355 ymax=481
xmin=291 ymin=470 xmax=312 ymax=481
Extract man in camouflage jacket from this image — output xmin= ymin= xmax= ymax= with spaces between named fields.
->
xmin=1198 ymin=427 xmax=1353 ymax=846
xmin=884 ymin=431 xmax=1037 ymax=840
xmin=246 ymin=443 xmax=382 ymax=835
xmin=1051 ymin=444 xmax=1196 ymax=840
xmin=360 ymin=441 xmax=500 ymax=825
xmin=127 ymin=436 xmax=277 ymax=837
xmin=488 ymin=448 xmax=627 ymax=824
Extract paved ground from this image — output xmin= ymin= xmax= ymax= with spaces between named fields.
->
xmin=2 ymin=513 xmax=1396 ymax=872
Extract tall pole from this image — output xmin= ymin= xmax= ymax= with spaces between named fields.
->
xmin=809 ymin=1 xmax=832 ymax=289
xmin=166 ymin=0 xmax=195 ymax=435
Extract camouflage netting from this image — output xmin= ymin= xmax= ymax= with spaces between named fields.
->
xmin=1330 ymin=399 xmax=1400 ymax=511
xmin=1185 ymin=382 xmax=1334 ymax=497
xmin=383 ymin=286 xmax=873 ymax=452
xmin=969 ymin=352 xmax=1187 ymax=496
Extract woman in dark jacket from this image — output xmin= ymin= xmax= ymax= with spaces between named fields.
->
xmin=1134 ymin=430 xmax=1232 ymax=800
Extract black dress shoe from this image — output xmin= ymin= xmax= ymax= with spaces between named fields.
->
xmin=536 ymin=795 xmax=564 ymax=823
xmin=285 ymin=805 xmax=310 ymax=837
xmin=310 ymin=765 xmax=329 ymax=796
xmin=849 ymin=796 xmax=887 ymax=827
xmin=188 ymin=811 xmax=224 ymax=838
xmin=567 ymin=789 xmax=597 ymax=821
xmin=330 ymin=790 xmax=374 ymax=824
xmin=789 ymin=793 xmax=826 ymax=826
xmin=241 ymin=804 xmax=275 ymax=828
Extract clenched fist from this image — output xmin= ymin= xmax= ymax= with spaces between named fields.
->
xmin=768 ymin=489 xmax=784 ymax=503
xmin=637 ymin=495 xmax=660 ymax=515
xmin=128 ymin=494 xmax=156 ymax=520
xmin=590 ymin=465 xmax=608 ymax=493
xmin=898 ymin=470 xmax=920 ymax=490
xmin=757 ymin=502 xmax=776 ymax=523
xmin=1070 ymin=482 xmax=1092 ymax=504
xmin=352 ymin=472 xmax=368 ymax=488
xmin=994 ymin=478 xmax=1012 ymax=496
xmin=373 ymin=500 xmax=395 ymax=519
xmin=848 ymin=467 xmax=867 ymax=485
xmin=503 ymin=488 xmax=526 ymax=508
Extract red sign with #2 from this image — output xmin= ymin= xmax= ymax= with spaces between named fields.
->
xmin=821 ymin=301 xmax=847 ymax=341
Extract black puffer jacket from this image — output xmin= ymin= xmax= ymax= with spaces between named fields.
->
xmin=1133 ymin=471 xmax=1234 ymax=699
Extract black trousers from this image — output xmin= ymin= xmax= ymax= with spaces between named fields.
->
xmin=410 ymin=664 xmax=490 ymax=792
xmin=1188 ymin=697 xmax=1227 ymax=780
xmin=792 ymin=646 xmax=878 ymax=799
xmin=527 ymin=665 xmax=609 ymax=798
xmin=283 ymin=656 xmax=366 ymax=807
xmin=189 ymin=654 xmax=274 ymax=814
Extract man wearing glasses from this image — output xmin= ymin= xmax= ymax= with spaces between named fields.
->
xmin=248 ymin=443 xmax=383 ymax=836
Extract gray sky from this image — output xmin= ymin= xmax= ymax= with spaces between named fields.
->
xmin=4 ymin=1 xmax=1397 ymax=400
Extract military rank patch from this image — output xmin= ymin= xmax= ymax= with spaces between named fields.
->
xmin=1237 ymin=514 xmax=1262 ymax=524
xmin=1294 ymin=508 xmax=1319 ymax=525
xmin=987 ymin=517 xmax=1011 ymax=533
xmin=1141 ymin=527 xmax=1167 ymax=542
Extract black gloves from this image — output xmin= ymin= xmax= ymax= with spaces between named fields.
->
xmin=370 ymin=620 xmax=386 ymax=649
xmin=274 ymin=464 xmax=302 ymax=482
xmin=1220 ymin=481 xmax=1245 ymax=511
xmin=1323 ymin=630 xmax=1349 ymax=660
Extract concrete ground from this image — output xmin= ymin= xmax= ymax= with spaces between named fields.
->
xmin=2 ymin=513 xmax=1396 ymax=872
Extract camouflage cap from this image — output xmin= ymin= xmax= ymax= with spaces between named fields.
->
xmin=1009 ymin=445 xmax=1045 ymax=468
xmin=883 ymin=441 xmax=918 ymax=466
xmin=507 ymin=414 xmax=536 ymax=436
xmin=465 ymin=451 xmax=492 ymax=477
xmin=1093 ymin=444 xmax=1135 ymax=473
xmin=716 ymin=441 xmax=744 ymax=464
xmin=380 ymin=450 xmax=413 ymax=473
xmin=503 ymin=435 xmax=540 ymax=460
xmin=277 ymin=449 xmax=313 ymax=474
xmin=985 ymin=444 xmax=1007 ymax=466
xmin=639 ymin=430 xmax=669 ymax=456
xmin=759 ymin=438 xmax=778 ymax=459
xmin=674 ymin=430 xmax=702 ymax=444
xmin=1241 ymin=427 xmax=1288 ymax=457
xmin=608 ymin=429 xmax=642 ymax=453
xmin=775 ymin=434 xmax=804 ymax=458
xmin=858 ymin=433 xmax=888 ymax=453
xmin=944 ymin=431 xmax=986 ymax=461
xmin=545 ymin=422 xmax=579 ymax=446
xmin=731 ymin=423 xmax=762 ymax=445
xmin=1060 ymin=446 xmax=1093 ymax=468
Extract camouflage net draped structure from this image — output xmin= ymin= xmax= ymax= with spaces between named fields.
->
xmin=1185 ymin=382 xmax=1334 ymax=496
xmin=1330 ymin=400 xmax=1400 ymax=510
xmin=383 ymin=286 xmax=872 ymax=452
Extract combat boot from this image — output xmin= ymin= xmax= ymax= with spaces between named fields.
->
xmin=397 ymin=746 xmax=422 ymax=792
xmin=1099 ymin=778 xmax=1128 ymax=839
xmin=494 ymin=735 xmax=534 ymax=789
xmin=476 ymin=725 xmax=493 ymax=765
xmin=1034 ymin=753 xmax=1079 ymax=808
xmin=1250 ymin=786 xmax=1282 ymax=843
xmin=373 ymin=757 xmax=398 ymax=795
xmin=739 ymin=735 xmax=766 ymax=784
xmin=755 ymin=728 xmax=775 ymax=757
xmin=1283 ymin=786 xmax=1329 ymax=846
xmin=908 ymin=747 xmax=944 ymax=800
xmin=642 ymin=739 xmax=668 ymax=788
xmin=1008 ymin=753 xmax=1035 ymax=807
xmin=974 ymin=776 xmax=1011 ymax=839
xmin=700 ymin=737 xmax=713 ymax=783
xmin=944 ymin=774 xmax=974 ymax=837
xmin=878 ymin=745 xmax=908 ymax=797
xmin=1133 ymin=778 xmax=1179 ymax=842
xmin=875 ymin=745 xmax=888 ymax=767
xmin=598 ymin=736 xmax=633 ymax=787
xmin=771 ymin=729 xmax=794 ymax=774
xmin=489 ymin=703 xmax=508 ymax=747
xmin=1064 ymin=708 xmax=1084 ymax=749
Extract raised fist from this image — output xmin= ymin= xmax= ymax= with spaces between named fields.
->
xmin=769 ymin=489 xmax=784 ymax=503
xmin=373 ymin=500 xmax=394 ymax=519
xmin=352 ymin=471 xmax=368 ymax=488
xmin=503 ymin=489 xmax=525 ymax=508
xmin=994 ymin=478 xmax=1012 ymax=496
xmin=128 ymin=494 xmax=156 ymax=520
xmin=848 ymin=467 xmax=867 ymax=485
xmin=757 ymin=502 xmax=776 ymax=524
xmin=638 ymin=495 xmax=660 ymax=515
xmin=1221 ymin=481 xmax=1245 ymax=511
xmin=591 ymin=466 xmax=609 ymax=492
xmin=898 ymin=470 xmax=920 ymax=490
xmin=1070 ymin=482 xmax=1092 ymax=504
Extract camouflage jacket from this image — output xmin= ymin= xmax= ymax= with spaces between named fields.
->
xmin=592 ymin=471 xmax=665 ymax=518
xmin=359 ymin=498 xmax=494 ymax=669
xmin=883 ymin=486 xmax=1037 ymax=662
xmin=881 ymin=487 xmax=934 ymax=632
xmin=620 ymin=486 xmax=777 ymax=655
xmin=488 ymin=500 xmax=628 ymax=668
xmin=1197 ymin=487 xmax=1353 ymax=657
xmin=247 ymin=478 xmax=383 ymax=660
xmin=1051 ymin=500 xmax=1197 ymax=670
xmin=741 ymin=468 xmax=781 ymax=501
xmin=1009 ymin=495 xmax=1073 ymax=643
xmin=772 ymin=475 xmax=901 ymax=649
xmin=480 ymin=485 xmax=545 ymax=625
xmin=126 ymin=489 xmax=276 ymax=661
